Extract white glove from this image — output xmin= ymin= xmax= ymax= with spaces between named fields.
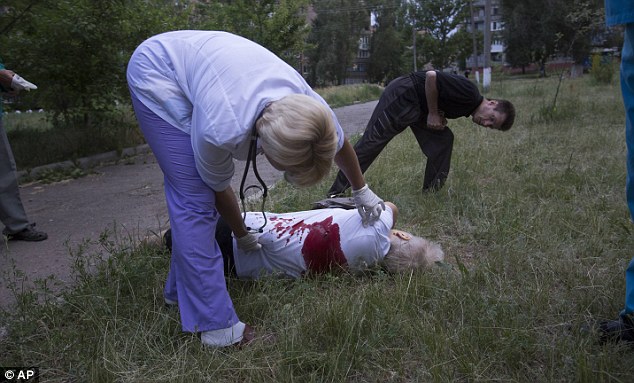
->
xmin=352 ymin=184 xmax=385 ymax=227
xmin=235 ymin=232 xmax=262 ymax=252
xmin=11 ymin=74 xmax=37 ymax=91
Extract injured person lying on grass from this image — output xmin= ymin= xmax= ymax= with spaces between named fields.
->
xmin=161 ymin=201 xmax=445 ymax=279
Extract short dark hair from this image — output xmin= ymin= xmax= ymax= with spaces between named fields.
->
xmin=493 ymin=99 xmax=515 ymax=131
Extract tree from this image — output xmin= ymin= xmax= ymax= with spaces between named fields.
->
xmin=195 ymin=0 xmax=311 ymax=67
xmin=0 ymin=0 xmax=190 ymax=121
xmin=502 ymin=2 xmax=536 ymax=73
xmin=557 ymin=0 xmax=605 ymax=64
xmin=408 ymin=0 xmax=470 ymax=70
xmin=502 ymin=0 xmax=604 ymax=75
xmin=306 ymin=0 xmax=369 ymax=86
xmin=366 ymin=0 xmax=409 ymax=83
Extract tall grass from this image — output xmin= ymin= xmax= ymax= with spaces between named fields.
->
xmin=3 ymin=74 xmax=634 ymax=382
xmin=318 ymin=83 xmax=384 ymax=108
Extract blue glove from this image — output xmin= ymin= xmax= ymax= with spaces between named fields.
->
xmin=352 ymin=184 xmax=385 ymax=227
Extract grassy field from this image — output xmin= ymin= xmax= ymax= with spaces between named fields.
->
xmin=3 ymin=73 xmax=634 ymax=382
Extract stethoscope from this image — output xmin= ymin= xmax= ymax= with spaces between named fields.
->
xmin=239 ymin=123 xmax=268 ymax=234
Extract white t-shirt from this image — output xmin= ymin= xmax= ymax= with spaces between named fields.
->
xmin=233 ymin=206 xmax=394 ymax=279
xmin=126 ymin=30 xmax=344 ymax=191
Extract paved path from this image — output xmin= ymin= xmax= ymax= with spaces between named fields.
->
xmin=0 ymin=101 xmax=377 ymax=307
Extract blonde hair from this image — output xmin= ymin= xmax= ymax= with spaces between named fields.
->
xmin=382 ymin=233 xmax=444 ymax=273
xmin=256 ymin=94 xmax=337 ymax=187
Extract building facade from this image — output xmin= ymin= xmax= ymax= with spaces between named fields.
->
xmin=345 ymin=27 xmax=372 ymax=84
xmin=466 ymin=0 xmax=505 ymax=69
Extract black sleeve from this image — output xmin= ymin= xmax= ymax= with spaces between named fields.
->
xmin=435 ymin=72 xmax=483 ymax=119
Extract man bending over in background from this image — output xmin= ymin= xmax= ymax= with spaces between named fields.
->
xmin=327 ymin=70 xmax=515 ymax=196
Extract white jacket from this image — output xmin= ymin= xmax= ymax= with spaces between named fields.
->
xmin=127 ymin=30 xmax=344 ymax=191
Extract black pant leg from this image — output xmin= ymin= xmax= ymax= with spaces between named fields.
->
xmin=410 ymin=126 xmax=454 ymax=191
xmin=327 ymin=77 xmax=419 ymax=196
xmin=327 ymin=113 xmax=397 ymax=195
xmin=215 ymin=217 xmax=237 ymax=277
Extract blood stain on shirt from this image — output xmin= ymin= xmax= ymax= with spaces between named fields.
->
xmin=271 ymin=217 xmax=307 ymax=243
xmin=301 ymin=217 xmax=347 ymax=273
xmin=270 ymin=216 xmax=347 ymax=272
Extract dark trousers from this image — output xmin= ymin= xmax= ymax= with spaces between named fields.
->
xmin=327 ymin=75 xmax=454 ymax=196
xmin=0 ymin=118 xmax=29 ymax=233
xmin=215 ymin=217 xmax=237 ymax=277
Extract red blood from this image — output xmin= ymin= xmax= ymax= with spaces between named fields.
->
xmin=270 ymin=215 xmax=347 ymax=272
xmin=300 ymin=217 xmax=347 ymax=273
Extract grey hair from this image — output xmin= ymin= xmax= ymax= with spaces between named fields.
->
xmin=382 ymin=234 xmax=445 ymax=273
xmin=256 ymin=94 xmax=337 ymax=187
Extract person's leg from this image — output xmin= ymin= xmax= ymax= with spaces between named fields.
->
xmin=624 ymin=25 xmax=634 ymax=223
xmin=622 ymin=257 xmax=634 ymax=318
xmin=215 ymin=217 xmax=237 ymax=277
xmin=623 ymin=24 xmax=634 ymax=319
xmin=163 ymin=217 xmax=235 ymax=277
xmin=327 ymin=77 xmax=418 ymax=196
xmin=0 ymin=118 xmax=46 ymax=241
xmin=411 ymin=126 xmax=454 ymax=192
xmin=599 ymin=256 xmax=634 ymax=343
xmin=130 ymin=93 xmax=239 ymax=334
xmin=0 ymin=118 xmax=29 ymax=232
xmin=598 ymin=24 xmax=634 ymax=343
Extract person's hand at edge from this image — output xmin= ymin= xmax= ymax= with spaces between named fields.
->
xmin=0 ymin=69 xmax=17 ymax=96
xmin=352 ymin=184 xmax=385 ymax=227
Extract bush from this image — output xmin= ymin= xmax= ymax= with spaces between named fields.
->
xmin=590 ymin=63 xmax=616 ymax=84
xmin=4 ymin=106 xmax=143 ymax=169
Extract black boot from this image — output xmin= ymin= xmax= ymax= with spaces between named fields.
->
xmin=598 ymin=315 xmax=634 ymax=344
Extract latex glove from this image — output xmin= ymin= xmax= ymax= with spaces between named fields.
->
xmin=235 ymin=232 xmax=262 ymax=252
xmin=352 ymin=184 xmax=385 ymax=227
xmin=11 ymin=74 xmax=37 ymax=91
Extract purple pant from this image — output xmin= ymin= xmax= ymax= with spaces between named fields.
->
xmin=130 ymin=92 xmax=238 ymax=332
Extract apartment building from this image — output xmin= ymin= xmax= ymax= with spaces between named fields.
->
xmin=466 ymin=0 xmax=505 ymax=69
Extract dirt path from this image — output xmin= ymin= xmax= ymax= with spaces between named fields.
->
xmin=0 ymin=100 xmax=378 ymax=307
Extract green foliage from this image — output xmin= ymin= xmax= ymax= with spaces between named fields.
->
xmin=0 ymin=0 xmax=191 ymax=132
xmin=0 ymin=0 xmax=191 ymax=153
xmin=306 ymin=0 xmax=369 ymax=86
xmin=23 ymin=165 xmax=88 ymax=184
xmin=590 ymin=62 xmax=617 ymax=84
xmin=408 ymin=0 xmax=470 ymax=70
xmin=502 ymin=0 xmax=605 ymax=70
xmin=5 ymin=83 xmax=380 ymax=173
xmin=5 ymin=105 xmax=142 ymax=169
xmin=195 ymin=0 xmax=311 ymax=67
xmin=563 ymin=1 xmax=605 ymax=63
xmin=367 ymin=3 xmax=409 ymax=83
xmin=502 ymin=1 xmax=535 ymax=69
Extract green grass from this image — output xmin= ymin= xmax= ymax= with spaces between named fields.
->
xmin=317 ymin=83 xmax=384 ymax=108
xmin=3 ymin=74 xmax=634 ymax=382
